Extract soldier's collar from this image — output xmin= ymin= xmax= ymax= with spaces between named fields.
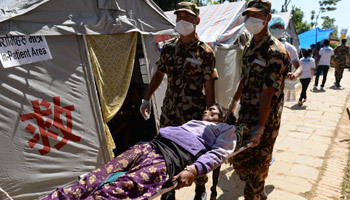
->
xmin=251 ymin=31 xmax=270 ymax=47
xmin=176 ymin=34 xmax=200 ymax=48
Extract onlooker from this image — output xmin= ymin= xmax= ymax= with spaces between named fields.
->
xmin=228 ymin=0 xmax=291 ymax=199
xmin=140 ymin=2 xmax=218 ymax=200
xmin=269 ymin=15 xmax=303 ymax=80
xmin=333 ymin=38 xmax=350 ymax=88
xmin=314 ymin=39 xmax=334 ymax=90
xmin=298 ymin=49 xmax=315 ymax=106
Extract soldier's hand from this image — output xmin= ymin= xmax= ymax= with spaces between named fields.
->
xmin=248 ymin=125 xmax=265 ymax=147
xmin=139 ymin=99 xmax=151 ymax=120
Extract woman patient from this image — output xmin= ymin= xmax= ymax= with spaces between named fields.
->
xmin=44 ymin=103 xmax=238 ymax=200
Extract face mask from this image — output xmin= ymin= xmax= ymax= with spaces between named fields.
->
xmin=244 ymin=17 xmax=266 ymax=35
xmin=270 ymin=28 xmax=284 ymax=39
xmin=175 ymin=20 xmax=195 ymax=36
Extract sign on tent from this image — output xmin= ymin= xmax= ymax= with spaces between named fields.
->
xmin=0 ymin=36 xmax=52 ymax=68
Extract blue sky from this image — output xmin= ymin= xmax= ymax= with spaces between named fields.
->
xmin=269 ymin=0 xmax=349 ymax=35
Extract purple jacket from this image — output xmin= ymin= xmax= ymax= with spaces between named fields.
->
xmin=159 ymin=120 xmax=236 ymax=176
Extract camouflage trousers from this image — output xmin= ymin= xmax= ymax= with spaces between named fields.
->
xmin=335 ymin=64 xmax=346 ymax=85
xmin=231 ymin=128 xmax=279 ymax=200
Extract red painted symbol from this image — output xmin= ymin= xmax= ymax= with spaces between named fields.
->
xmin=20 ymin=96 xmax=81 ymax=155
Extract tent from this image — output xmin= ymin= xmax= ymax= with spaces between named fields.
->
xmin=272 ymin=12 xmax=300 ymax=48
xmin=0 ymin=0 xmax=175 ymax=199
xmin=158 ymin=1 xmax=247 ymax=109
xmin=298 ymin=28 xmax=334 ymax=49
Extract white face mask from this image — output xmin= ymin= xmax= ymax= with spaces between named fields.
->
xmin=270 ymin=28 xmax=284 ymax=39
xmin=175 ymin=20 xmax=195 ymax=36
xmin=244 ymin=17 xmax=266 ymax=35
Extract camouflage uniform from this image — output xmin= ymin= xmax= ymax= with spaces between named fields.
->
xmin=333 ymin=43 xmax=350 ymax=87
xmin=156 ymin=36 xmax=217 ymax=197
xmin=156 ymin=36 xmax=218 ymax=128
xmin=231 ymin=32 xmax=291 ymax=200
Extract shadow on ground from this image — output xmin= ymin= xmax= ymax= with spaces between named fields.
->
xmin=310 ymin=88 xmax=326 ymax=93
xmin=329 ymin=85 xmax=345 ymax=90
xmin=215 ymin=166 xmax=275 ymax=200
xmin=285 ymin=103 xmax=307 ymax=110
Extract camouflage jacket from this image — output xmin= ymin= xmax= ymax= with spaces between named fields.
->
xmin=334 ymin=44 xmax=350 ymax=64
xmin=239 ymin=32 xmax=291 ymax=130
xmin=156 ymin=36 xmax=218 ymax=127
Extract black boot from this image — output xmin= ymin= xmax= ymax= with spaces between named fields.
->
xmin=161 ymin=190 xmax=175 ymax=200
xmin=194 ymin=184 xmax=207 ymax=200
xmin=210 ymin=166 xmax=221 ymax=200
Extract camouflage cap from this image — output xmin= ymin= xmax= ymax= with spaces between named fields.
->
xmin=242 ymin=0 xmax=271 ymax=16
xmin=174 ymin=2 xmax=200 ymax=17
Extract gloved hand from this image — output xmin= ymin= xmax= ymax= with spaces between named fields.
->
xmin=247 ymin=125 xmax=265 ymax=147
xmin=139 ymin=99 xmax=151 ymax=120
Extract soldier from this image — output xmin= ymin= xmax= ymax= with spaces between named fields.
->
xmin=228 ymin=0 xmax=290 ymax=199
xmin=333 ymin=38 xmax=350 ymax=88
xmin=140 ymin=2 xmax=218 ymax=200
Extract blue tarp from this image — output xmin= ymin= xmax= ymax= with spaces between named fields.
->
xmin=298 ymin=28 xmax=334 ymax=49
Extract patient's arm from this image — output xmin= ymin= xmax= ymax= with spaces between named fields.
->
xmin=172 ymin=165 xmax=198 ymax=189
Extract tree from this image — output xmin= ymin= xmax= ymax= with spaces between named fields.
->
xmin=153 ymin=0 xmax=179 ymax=11
xmin=208 ymin=0 xmax=250 ymax=4
xmin=321 ymin=16 xmax=338 ymax=39
xmin=281 ymin=0 xmax=292 ymax=12
xmin=310 ymin=0 xmax=341 ymax=39
xmin=291 ymin=7 xmax=312 ymax=34
xmin=153 ymin=0 xmax=206 ymax=11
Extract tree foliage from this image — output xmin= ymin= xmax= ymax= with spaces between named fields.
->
xmin=153 ymin=0 xmax=206 ymax=11
xmin=281 ymin=0 xmax=292 ymax=12
xmin=292 ymin=7 xmax=312 ymax=35
xmin=310 ymin=0 xmax=341 ymax=39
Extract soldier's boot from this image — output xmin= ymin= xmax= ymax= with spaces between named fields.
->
xmin=335 ymin=78 xmax=341 ymax=88
xmin=210 ymin=167 xmax=221 ymax=200
xmin=194 ymin=184 xmax=207 ymax=200
xmin=261 ymin=190 xmax=268 ymax=200
xmin=161 ymin=190 xmax=175 ymax=200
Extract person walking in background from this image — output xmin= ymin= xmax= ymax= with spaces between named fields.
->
xmin=314 ymin=39 xmax=334 ymax=91
xmin=140 ymin=2 xmax=218 ymax=200
xmin=228 ymin=0 xmax=291 ymax=199
xmin=333 ymin=38 xmax=350 ymax=88
xmin=298 ymin=49 xmax=315 ymax=106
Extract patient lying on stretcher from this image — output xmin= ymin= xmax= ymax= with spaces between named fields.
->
xmin=43 ymin=103 xmax=241 ymax=200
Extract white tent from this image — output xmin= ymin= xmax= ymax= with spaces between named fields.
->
xmin=158 ymin=1 xmax=247 ymax=110
xmin=0 ymin=0 xmax=175 ymax=199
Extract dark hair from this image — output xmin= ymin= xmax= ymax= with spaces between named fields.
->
xmin=304 ymin=48 xmax=312 ymax=58
xmin=323 ymin=39 xmax=330 ymax=46
xmin=214 ymin=103 xmax=236 ymax=125
xmin=342 ymin=39 xmax=347 ymax=45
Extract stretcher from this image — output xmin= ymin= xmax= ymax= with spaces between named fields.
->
xmin=148 ymin=142 xmax=253 ymax=200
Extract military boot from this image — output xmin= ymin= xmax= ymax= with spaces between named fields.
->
xmin=194 ymin=184 xmax=207 ymax=200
